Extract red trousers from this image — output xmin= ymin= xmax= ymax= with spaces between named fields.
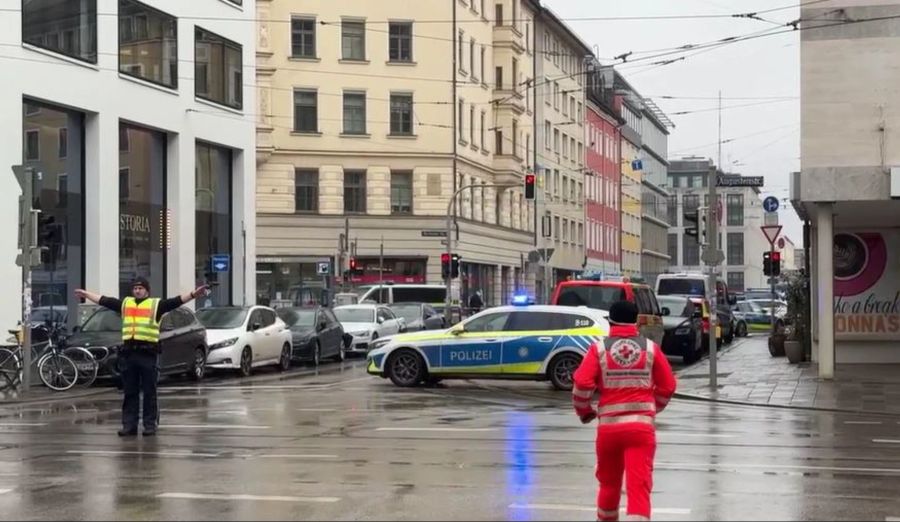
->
xmin=594 ymin=422 xmax=656 ymax=521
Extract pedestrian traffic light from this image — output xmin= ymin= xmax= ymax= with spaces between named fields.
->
xmin=763 ymin=251 xmax=782 ymax=276
xmin=441 ymin=253 xmax=461 ymax=279
xmin=524 ymin=173 xmax=536 ymax=200
xmin=349 ymin=257 xmax=359 ymax=272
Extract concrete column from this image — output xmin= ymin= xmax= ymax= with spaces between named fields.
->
xmin=84 ymin=111 xmax=119 ymax=296
xmin=816 ymin=204 xmax=834 ymax=379
xmin=809 ymin=226 xmax=819 ymax=362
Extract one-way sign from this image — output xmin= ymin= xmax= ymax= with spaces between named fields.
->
xmin=211 ymin=254 xmax=230 ymax=272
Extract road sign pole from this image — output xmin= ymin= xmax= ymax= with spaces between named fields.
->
xmin=707 ymin=165 xmax=718 ymax=391
xmin=770 ymin=244 xmax=777 ymax=335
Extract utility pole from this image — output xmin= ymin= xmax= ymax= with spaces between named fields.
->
xmin=706 ymin=164 xmax=719 ymax=390
xmin=718 ymin=90 xmax=723 ymax=171
xmin=13 ymin=166 xmax=43 ymax=394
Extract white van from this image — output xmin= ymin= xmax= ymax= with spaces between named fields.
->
xmin=655 ymin=272 xmax=737 ymax=343
xmin=358 ymin=284 xmax=447 ymax=309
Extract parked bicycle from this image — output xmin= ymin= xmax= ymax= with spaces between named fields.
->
xmin=0 ymin=323 xmax=99 ymax=392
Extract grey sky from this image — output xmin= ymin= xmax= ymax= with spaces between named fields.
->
xmin=545 ymin=0 xmax=803 ymax=246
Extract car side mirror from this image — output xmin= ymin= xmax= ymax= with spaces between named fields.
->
xmin=661 ymin=307 xmax=670 ymax=317
xmin=250 ymin=322 xmax=261 ymax=332
xmin=450 ymin=325 xmax=465 ymax=336
xmin=318 ymin=320 xmax=327 ymax=331
xmin=377 ymin=317 xmax=385 ymax=324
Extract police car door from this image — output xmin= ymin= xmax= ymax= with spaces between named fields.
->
xmin=439 ymin=311 xmax=510 ymax=373
xmin=500 ymin=311 xmax=561 ymax=374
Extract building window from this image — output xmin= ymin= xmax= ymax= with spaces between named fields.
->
xmin=343 ymin=92 xmax=366 ymax=135
xmin=344 ymin=171 xmax=366 ymax=213
xmin=544 ymin=121 xmax=551 ymax=150
xmin=23 ymin=0 xmax=97 ymax=63
xmin=727 ymin=232 xmax=744 ymax=265
xmin=668 ymin=234 xmax=678 ymax=261
xmin=194 ymin=27 xmax=242 ymax=110
xmin=391 ymin=171 xmax=413 ymax=214
xmin=119 ymin=123 xmax=166 ymax=297
xmin=480 ymin=46 xmax=485 ymax=82
xmin=553 ymin=129 xmax=559 ymax=155
xmin=512 ymin=119 xmax=519 ymax=157
xmin=469 ymin=38 xmax=476 ymax=80
xmin=119 ymin=0 xmax=177 ymax=88
xmin=390 ymin=93 xmax=413 ymax=136
xmin=470 ymin=105 xmax=476 ymax=144
xmin=495 ymin=129 xmax=503 ymax=155
xmin=667 ymin=195 xmax=677 ymax=225
xmin=682 ymin=194 xmax=699 ymax=214
xmin=291 ymin=17 xmax=316 ymax=58
xmin=496 ymin=66 xmax=503 ymax=90
xmin=294 ymin=169 xmax=318 ymax=213
xmin=727 ymin=272 xmax=745 ymax=293
xmin=458 ymin=30 xmax=465 ymax=71
xmin=293 ymin=89 xmax=318 ymax=133
xmin=342 ymin=20 xmax=366 ymax=60
xmin=25 ymin=129 xmax=39 ymax=161
xmin=727 ymin=193 xmax=744 ymax=226
xmin=495 ymin=4 xmax=503 ymax=26
xmin=389 ymin=22 xmax=412 ymax=62
xmin=480 ymin=111 xmax=486 ymax=149
xmin=195 ymin=142 xmax=233 ymax=306
xmin=57 ymin=128 xmax=68 ymax=159
xmin=458 ymin=99 xmax=465 ymax=143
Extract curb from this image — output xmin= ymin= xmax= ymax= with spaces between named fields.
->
xmin=0 ymin=387 xmax=112 ymax=407
xmin=673 ymin=391 xmax=900 ymax=418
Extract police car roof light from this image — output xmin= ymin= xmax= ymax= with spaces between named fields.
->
xmin=512 ymin=295 xmax=533 ymax=306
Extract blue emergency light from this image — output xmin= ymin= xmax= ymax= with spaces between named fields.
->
xmin=512 ymin=294 xmax=534 ymax=306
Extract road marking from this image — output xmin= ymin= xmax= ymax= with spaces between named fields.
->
xmin=657 ymin=461 xmax=900 ymax=474
xmin=845 ymin=421 xmax=882 ymax=425
xmin=166 ymin=377 xmax=370 ymax=392
xmin=886 ymin=517 xmax=900 ymax=521
xmin=375 ymin=427 xmax=497 ymax=433
xmin=874 ymin=439 xmax=900 ymax=444
xmin=0 ymin=422 xmax=47 ymax=427
xmin=658 ymin=432 xmax=737 ymax=439
xmin=162 ymin=424 xmax=270 ymax=430
xmin=67 ymin=450 xmax=218 ymax=458
xmin=0 ymin=489 xmax=13 ymax=495
xmin=508 ymin=503 xmax=691 ymax=516
xmin=158 ymin=492 xmax=340 ymax=503
xmin=258 ymin=454 xmax=339 ymax=459
xmin=296 ymin=408 xmax=337 ymax=412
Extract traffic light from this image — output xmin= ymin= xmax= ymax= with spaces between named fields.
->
xmin=441 ymin=253 xmax=461 ymax=279
xmin=349 ymin=257 xmax=359 ymax=272
xmin=524 ymin=173 xmax=536 ymax=200
xmin=763 ymin=251 xmax=782 ymax=276
xmin=683 ymin=207 xmax=708 ymax=245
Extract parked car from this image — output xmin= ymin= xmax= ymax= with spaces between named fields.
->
xmin=658 ymin=295 xmax=704 ymax=364
xmin=334 ymin=304 xmax=404 ymax=354
xmin=197 ymin=306 xmax=293 ymax=377
xmin=690 ymin=297 xmax=724 ymax=351
xmin=551 ymin=277 xmax=665 ymax=345
xmin=276 ymin=306 xmax=346 ymax=365
xmin=655 ymin=273 xmax=736 ymax=344
xmin=65 ymin=306 xmax=209 ymax=381
xmin=734 ymin=300 xmax=786 ymax=335
xmin=388 ymin=303 xmax=446 ymax=332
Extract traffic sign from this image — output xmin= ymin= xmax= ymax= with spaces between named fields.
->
xmin=764 ymin=212 xmax=779 ymax=226
xmin=211 ymin=254 xmax=230 ymax=272
xmin=316 ymin=261 xmax=331 ymax=275
xmin=421 ymin=230 xmax=448 ymax=238
xmin=702 ymin=248 xmax=725 ymax=265
xmin=777 ymin=237 xmax=786 ymax=249
xmin=763 ymin=196 xmax=780 ymax=213
xmin=717 ymin=176 xmax=764 ymax=188
xmin=761 ymin=225 xmax=782 ymax=246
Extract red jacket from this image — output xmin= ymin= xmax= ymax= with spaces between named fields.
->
xmin=572 ymin=324 xmax=677 ymax=424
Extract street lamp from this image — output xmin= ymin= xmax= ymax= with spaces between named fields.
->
xmin=444 ymin=183 xmax=518 ymax=321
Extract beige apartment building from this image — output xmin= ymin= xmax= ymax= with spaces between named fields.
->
xmin=255 ymin=0 xmax=537 ymax=307
xmin=534 ymin=7 xmax=590 ymax=297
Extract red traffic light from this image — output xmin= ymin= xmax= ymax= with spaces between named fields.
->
xmin=771 ymin=252 xmax=781 ymax=261
xmin=349 ymin=257 xmax=358 ymax=270
xmin=525 ymin=174 xmax=535 ymax=185
xmin=441 ymin=253 xmax=450 ymax=263
xmin=524 ymin=174 xmax=536 ymax=200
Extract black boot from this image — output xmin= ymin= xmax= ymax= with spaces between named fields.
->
xmin=118 ymin=427 xmax=138 ymax=437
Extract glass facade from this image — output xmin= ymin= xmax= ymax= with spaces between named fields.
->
xmin=118 ymin=0 xmax=178 ymax=89
xmin=195 ymin=142 xmax=232 ymax=307
xmin=194 ymin=27 xmax=243 ymax=110
xmin=23 ymin=0 xmax=98 ymax=63
xmin=257 ymin=261 xmax=330 ymax=307
xmin=119 ymin=123 xmax=166 ymax=297
xmin=22 ymin=100 xmax=85 ymax=326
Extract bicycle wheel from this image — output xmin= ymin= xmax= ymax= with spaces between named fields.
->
xmin=0 ymin=348 xmax=21 ymax=392
xmin=38 ymin=353 xmax=78 ymax=392
xmin=63 ymin=347 xmax=99 ymax=387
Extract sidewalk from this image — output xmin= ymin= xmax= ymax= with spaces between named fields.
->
xmin=676 ymin=336 xmax=900 ymax=415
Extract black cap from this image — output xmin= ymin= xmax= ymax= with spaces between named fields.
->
xmin=608 ymin=300 xmax=639 ymax=325
xmin=131 ymin=277 xmax=150 ymax=292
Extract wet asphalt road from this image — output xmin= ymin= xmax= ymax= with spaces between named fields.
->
xmin=0 ymin=339 xmax=899 ymax=521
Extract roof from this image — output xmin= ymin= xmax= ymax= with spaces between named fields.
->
xmin=642 ymin=98 xmax=675 ymax=130
xmin=557 ymin=279 xmax=651 ymax=288
xmin=489 ymin=304 xmax=609 ymax=319
xmin=538 ymin=5 xmax=593 ymax=55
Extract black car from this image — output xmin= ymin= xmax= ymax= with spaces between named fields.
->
xmin=658 ymin=295 xmax=704 ymax=364
xmin=65 ymin=307 xmax=209 ymax=381
xmin=276 ymin=307 xmax=346 ymax=365
xmin=387 ymin=302 xmax=446 ymax=332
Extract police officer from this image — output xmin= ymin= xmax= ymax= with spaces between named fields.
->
xmin=75 ymin=278 xmax=209 ymax=437
xmin=572 ymin=300 xmax=677 ymax=522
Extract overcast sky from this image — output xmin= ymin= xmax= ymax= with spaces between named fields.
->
xmin=545 ymin=0 xmax=803 ymax=245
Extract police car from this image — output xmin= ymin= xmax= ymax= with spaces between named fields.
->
xmin=366 ymin=299 xmax=609 ymax=390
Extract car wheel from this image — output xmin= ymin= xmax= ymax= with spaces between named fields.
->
xmin=239 ymin=347 xmax=252 ymax=377
xmin=188 ymin=347 xmax=206 ymax=381
xmin=387 ymin=348 xmax=426 ymax=387
xmin=331 ymin=342 xmax=346 ymax=362
xmin=737 ymin=321 xmax=748 ymax=337
xmin=279 ymin=343 xmax=291 ymax=372
xmin=548 ymin=352 xmax=582 ymax=391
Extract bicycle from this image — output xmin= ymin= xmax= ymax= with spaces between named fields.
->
xmin=0 ymin=324 xmax=83 ymax=392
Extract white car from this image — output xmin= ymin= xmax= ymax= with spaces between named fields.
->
xmin=334 ymin=304 xmax=404 ymax=354
xmin=197 ymin=306 xmax=293 ymax=376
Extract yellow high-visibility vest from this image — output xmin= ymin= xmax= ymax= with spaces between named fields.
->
xmin=121 ymin=297 xmax=161 ymax=344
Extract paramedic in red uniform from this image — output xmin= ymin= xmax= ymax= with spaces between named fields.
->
xmin=572 ymin=300 xmax=677 ymax=521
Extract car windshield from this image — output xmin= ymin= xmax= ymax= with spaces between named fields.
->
xmin=80 ymin=309 xmax=121 ymax=332
xmin=555 ymin=286 xmax=626 ymax=311
xmin=277 ymin=309 xmax=316 ymax=329
xmin=658 ymin=278 xmax=705 ymax=297
xmin=335 ymin=308 xmax=375 ymax=323
xmin=389 ymin=304 xmax=421 ymax=322
xmin=658 ymin=296 xmax=691 ymax=317
xmin=196 ymin=308 xmax=248 ymax=329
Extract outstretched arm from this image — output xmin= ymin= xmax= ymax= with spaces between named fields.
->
xmin=75 ymin=289 xmax=121 ymax=313
xmin=74 ymin=289 xmax=101 ymax=304
xmin=157 ymin=285 xmax=211 ymax=318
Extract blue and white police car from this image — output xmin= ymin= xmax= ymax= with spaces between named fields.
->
xmin=366 ymin=300 xmax=609 ymax=390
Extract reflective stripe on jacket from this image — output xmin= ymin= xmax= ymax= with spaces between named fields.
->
xmin=121 ymin=297 xmax=161 ymax=344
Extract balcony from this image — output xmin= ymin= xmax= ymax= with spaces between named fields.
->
xmin=492 ymin=87 xmax=525 ymax=114
xmin=494 ymin=154 xmax=525 ymax=181
xmin=492 ymin=24 xmax=525 ymax=53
